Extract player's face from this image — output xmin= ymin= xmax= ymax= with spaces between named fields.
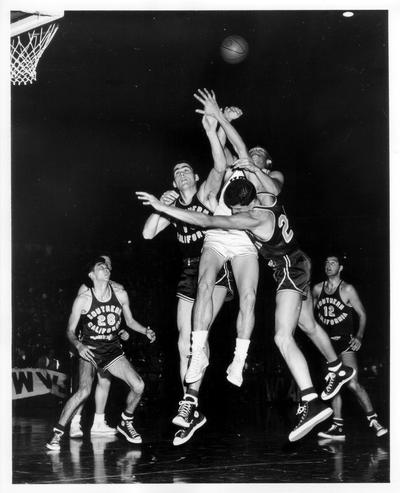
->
xmin=250 ymin=153 xmax=267 ymax=170
xmin=249 ymin=148 xmax=269 ymax=170
xmin=325 ymin=257 xmax=341 ymax=276
xmin=93 ymin=262 xmax=111 ymax=280
xmin=173 ymin=164 xmax=197 ymax=190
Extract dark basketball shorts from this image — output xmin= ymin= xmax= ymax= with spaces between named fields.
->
xmin=330 ymin=334 xmax=354 ymax=354
xmin=177 ymin=256 xmax=234 ymax=303
xmin=81 ymin=341 xmax=125 ymax=372
xmin=267 ymin=249 xmax=311 ymax=300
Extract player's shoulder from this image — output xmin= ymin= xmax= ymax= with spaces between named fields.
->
xmin=74 ymin=290 xmax=92 ymax=309
xmin=313 ymin=281 xmax=324 ymax=290
xmin=114 ymin=285 xmax=129 ymax=302
xmin=110 ymin=280 xmax=125 ymax=291
xmin=77 ymin=283 xmax=90 ymax=296
xmin=312 ymin=281 xmax=324 ymax=295
xmin=340 ymin=281 xmax=357 ymax=295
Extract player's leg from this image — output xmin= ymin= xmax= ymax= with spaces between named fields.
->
xmin=107 ymin=356 xmax=145 ymax=444
xmin=298 ymin=291 xmax=356 ymax=400
xmin=70 ymin=402 xmax=84 ymax=438
xmin=226 ymin=254 xmax=258 ymax=386
xmin=342 ymin=351 xmax=388 ymax=437
xmin=317 ymin=393 xmax=346 ymax=440
xmin=274 ymin=290 xmax=332 ymax=441
xmin=91 ymin=371 xmax=117 ymax=435
xmin=47 ymin=358 xmax=96 ymax=450
xmin=172 ymin=287 xmax=226 ymax=444
xmin=186 ymin=248 xmax=225 ymax=383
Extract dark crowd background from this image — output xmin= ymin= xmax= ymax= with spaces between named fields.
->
xmin=11 ymin=10 xmax=389 ymax=425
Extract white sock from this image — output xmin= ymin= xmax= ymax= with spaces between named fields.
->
xmin=302 ymin=393 xmax=318 ymax=402
xmin=94 ymin=413 xmax=105 ymax=423
xmin=191 ymin=330 xmax=208 ymax=350
xmin=234 ymin=338 xmax=250 ymax=360
xmin=71 ymin=414 xmax=81 ymax=424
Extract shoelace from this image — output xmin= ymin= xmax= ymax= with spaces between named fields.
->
xmin=324 ymin=371 xmax=337 ymax=392
xmin=295 ymin=402 xmax=309 ymax=426
xmin=178 ymin=400 xmax=194 ymax=419
xmin=51 ymin=432 xmax=62 ymax=444
xmin=369 ymin=419 xmax=381 ymax=430
xmin=125 ymin=420 xmax=139 ymax=437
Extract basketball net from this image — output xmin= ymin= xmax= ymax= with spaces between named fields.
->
xmin=11 ymin=23 xmax=59 ymax=85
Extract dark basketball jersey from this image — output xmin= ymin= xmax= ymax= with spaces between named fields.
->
xmin=80 ymin=285 xmax=123 ymax=355
xmin=171 ymin=193 xmax=211 ymax=259
xmin=246 ymin=197 xmax=299 ymax=260
xmin=315 ymin=281 xmax=354 ymax=336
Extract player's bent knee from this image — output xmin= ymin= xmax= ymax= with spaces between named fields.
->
xmin=274 ymin=332 xmax=294 ymax=351
xmin=133 ymin=378 xmax=145 ymax=395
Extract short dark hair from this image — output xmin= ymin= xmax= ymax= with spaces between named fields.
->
xmin=325 ymin=253 xmax=347 ymax=267
xmin=224 ymin=178 xmax=257 ymax=207
xmin=86 ymin=256 xmax=107 ymax=273
xmin=173 ymin=161 xmax=194 ymax=173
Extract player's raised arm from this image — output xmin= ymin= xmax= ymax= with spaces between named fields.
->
xmin=194 ymin=89 xmax=248 ymax=158
xmin=142 ymin=190 xmax=179 ymax=239
xmin=197 ymin=114 xmax=227 ymax=208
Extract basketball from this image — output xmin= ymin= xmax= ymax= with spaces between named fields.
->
xmin=220 ymin=35 xmax=249 ymax=64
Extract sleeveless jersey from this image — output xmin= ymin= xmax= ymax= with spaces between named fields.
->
xmin=171 ymin=193 xmax=211 ymax=259
xmin=315 ymin=281 xmax=354 ymax=337
xmin=246 ymin=197 xmax=299 ymax=260
xmin=205 ymin=169 xmax=254 ymax=246
xmin=80 ymin=285 xmax=123 ymax=355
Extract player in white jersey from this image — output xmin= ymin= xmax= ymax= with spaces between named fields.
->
xmin=182 ymin=89 xmax=284 ymax=388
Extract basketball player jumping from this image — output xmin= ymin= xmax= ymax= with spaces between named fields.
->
xmin=182 ymin=88 xmax=284 ymax=390
xmin=46 ymin=257 xmax=155 ymax=451
xmin=313 ymin=255 xmax=388 ymax=440
xmin=137 ymin=179 xmax=356 ymax=442
xmin=142 ymin=113 xmax=232 ymax=445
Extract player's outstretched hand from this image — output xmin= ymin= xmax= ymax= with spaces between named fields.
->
xmin=232 ymin=157 xmax=258 ymax=173
xmin=145 ymin=327 xmax=156 ymax=343
xmin=223 ymin=106 xmax=243 ymax=122
xmin=194 ymin=88 xmax=221 ymax=119
xmin=136 ymin=191 xmax=163 ymax=211
xmin=160 ymin=189 xmax=179 ymax=205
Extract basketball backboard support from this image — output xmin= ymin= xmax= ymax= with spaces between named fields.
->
xmin=11 ymin=11 xmax=64 ymax=37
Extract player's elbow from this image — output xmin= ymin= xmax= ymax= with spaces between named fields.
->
xmin=142 ymin=229 xmax=155 ymax=240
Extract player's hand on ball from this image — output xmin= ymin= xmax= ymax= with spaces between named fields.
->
xmin=136 ymin=191 xmax=163 ymax=211
xmin=224 ymin=106 xmax=243 ymax=121
xmin=160 ymin=190 xmax=179 ymax=205
xmin=145 ymin=327 xmax=156 ymax=343
xmin=194 ymin=88 xmax=221 ymax=118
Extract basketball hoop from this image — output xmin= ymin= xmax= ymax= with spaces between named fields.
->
xmin=11 ymin=23 xmax=59 ymax=85
xmin=10 ymin=11 xmax=64 ymax=86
